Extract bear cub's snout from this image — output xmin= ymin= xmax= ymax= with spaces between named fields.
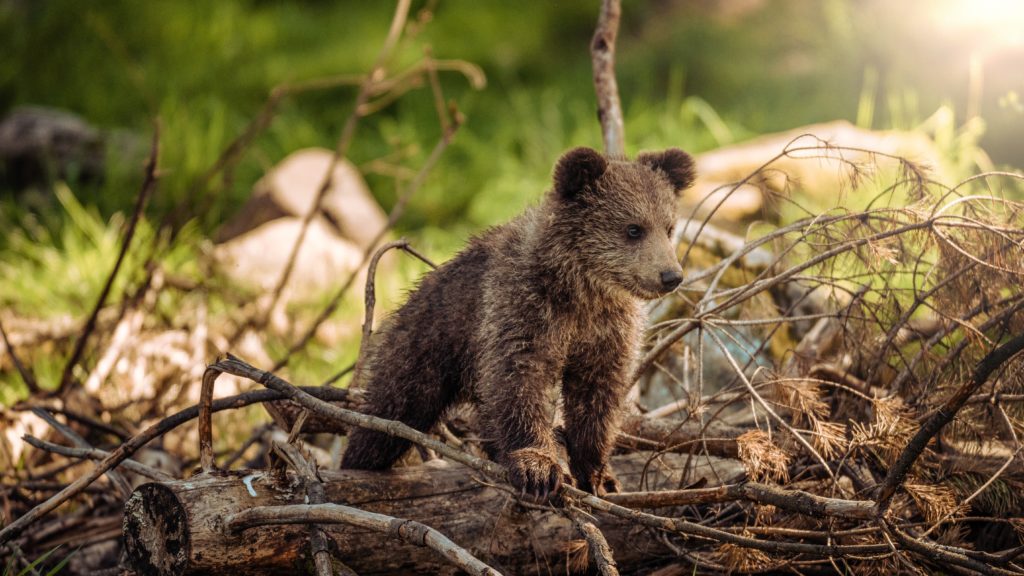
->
xmin=659 ymin=269 xmax=683 ymax=291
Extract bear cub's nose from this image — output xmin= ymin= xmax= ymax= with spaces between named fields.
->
xmin=660 ymin=269 xmax=683 ymax=291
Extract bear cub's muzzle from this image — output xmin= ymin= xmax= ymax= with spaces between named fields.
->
xmin=659 ymin=269 xmax=683 ymax=292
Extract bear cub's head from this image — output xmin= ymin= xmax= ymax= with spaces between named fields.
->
xmin=550 ymin=146 xmax=695 ymax=299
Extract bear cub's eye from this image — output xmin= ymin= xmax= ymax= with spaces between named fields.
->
xmin=626 ymin=224 xmax=645 ymax=240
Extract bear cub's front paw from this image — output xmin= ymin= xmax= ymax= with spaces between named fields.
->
xmin=575 ymin=464 xmax=621 ymax=497
xmin=507 ymin=447 xmax=569 ymax=502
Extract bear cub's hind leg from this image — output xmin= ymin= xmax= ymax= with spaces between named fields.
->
xmin=341 ymin=362 xmax=459 ymax=470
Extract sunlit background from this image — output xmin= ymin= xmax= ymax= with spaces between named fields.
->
xmin=1 ymin=0 xmax=1023 ymax=386
xmin=2 ymin=0 xmax=1022 ymax=223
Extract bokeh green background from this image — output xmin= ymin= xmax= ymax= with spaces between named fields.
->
xmin=3 ymin=1 xmax=1022 ymax=233
xmin=1 ymin=0 xmax=1022 ymax=391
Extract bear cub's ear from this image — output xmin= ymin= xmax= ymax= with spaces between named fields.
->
xmin=554 ymin=147 xmax=608 ymax=200
xmin=637 ymin=148 xmax=696 ymax=194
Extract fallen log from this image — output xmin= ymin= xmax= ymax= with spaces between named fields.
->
xmin=620 ymin=414 xmax=742 ymax=458
xmin=122 ymin=451 xmax=742 ymax=575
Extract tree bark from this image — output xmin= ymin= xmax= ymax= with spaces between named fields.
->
xmin=591 ymin=0 xmax=625 ymax=156
xmin=123 ymin=452 xmax=741 ymax=576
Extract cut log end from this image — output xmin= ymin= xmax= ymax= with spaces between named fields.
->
xmin=123 ymin=483 xmax=190 ymax=576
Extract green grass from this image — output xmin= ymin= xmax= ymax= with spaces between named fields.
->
xmin=0 ymin=185 xmax=200 ymax=317
xmin=2 ymin=545 xmax=74 ymax=576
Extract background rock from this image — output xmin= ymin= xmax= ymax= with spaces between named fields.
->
xmin=685 ymin=120 xmax=945 ymax=222
xmin=213 ymin=148 xmax=388 ymax=302
xmin=0 ymin=106 xmax=105 ymax=188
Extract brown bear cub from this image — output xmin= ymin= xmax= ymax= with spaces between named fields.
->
xmin=342 ymin=147 xmax=695 ymax=499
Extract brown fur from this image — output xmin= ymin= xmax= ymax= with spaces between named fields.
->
xmin=341 ymin=147 xmax=696 ymax=498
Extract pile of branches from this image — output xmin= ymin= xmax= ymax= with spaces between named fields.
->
xmin=3 ymin=161 xmax=1024 ymax=574
xmin=3 ymin=1 xmax=1024 ymax=575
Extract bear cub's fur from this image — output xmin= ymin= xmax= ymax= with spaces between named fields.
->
xmin=342 ymin=146 xmax=696 ymax=498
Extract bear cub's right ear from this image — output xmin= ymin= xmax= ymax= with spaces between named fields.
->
xmin=553 ymin=147 xmax=608 ymax=201
xmin=637 ymin=148 xmax=696 ymax=194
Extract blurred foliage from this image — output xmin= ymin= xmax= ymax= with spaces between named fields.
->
xmin=3 ymin=0 xmax=1019 ymax=236
xmin=0 ymin=0 xmax=1021 ymax=391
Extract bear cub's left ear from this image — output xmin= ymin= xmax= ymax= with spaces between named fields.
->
xmin=637 ymin=148 xmax=696 ymax=194
xmin=554 ymin=147 xmax=608 ymax=201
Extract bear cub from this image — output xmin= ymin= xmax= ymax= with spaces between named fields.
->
xmin=342 ymin=146 xmax=696 ymax=499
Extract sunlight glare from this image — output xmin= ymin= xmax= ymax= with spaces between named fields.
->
xmin=933 ymin=0 xmax=1024 ymax=47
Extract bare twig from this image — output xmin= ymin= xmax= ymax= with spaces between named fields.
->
xmin=271 ymin=116 xmax=460 ymax=370
xmin=0 ymin=316 xmax=39 ymax=393
xmin=29 ymin=408 xmax=133 ymax=497
xmin=271 ymin=441 xmax=339 ymax=576
xmin=22 ymin=435 xmax=173 ymax=482
xmin=57 ymin=123 xmax=160 ymax=395
xmin=321 ymin=362 xmax=356 ymax=387
xmin=255 ymin=0 xmax=412 ymax=336
xmin=209 ymin=355 xmax=503 ymax=476
xmin=13 ymin=402 xmax=128 ymax=441
xmin=197 ymin=362 xmax=218 ymax=472
xmin=705 ymin=328 xmax=837 ymax=483
xmin=226 ymin=504 xmax=503 ymax=576
xmin=882 ymin=520 xmax=1012 ymax=576
xmin=221 ymin=423 xmax=272 ymax=469
xmin=605 ymin=482 xmax=875 ymax=520
xmin=180 ymin=74 xmax=362 ymax=216
xmin=567 ymin=506 xmax=619 ymax=576
xmin=351 ymin=238 xmax=436 ymax=386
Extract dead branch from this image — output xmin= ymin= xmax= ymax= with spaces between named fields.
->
xmin=0 ymin=316 xmax=38 ymax=393
xmin=271 ymin=441 xmax=351 ymax=576
xmin=591 ymin=0 xmax=625 ymax=156
xmin=22 ymin=435 xmax=173 ymax=482
xmin=0 ymin=386 xmax=348 ymax=546
xmin=29 ymin=408 xmax=132 ymax=497
xmin=204 ymin=354 xmax=504 ymax=476
xmin=876 ymin=332 xmax=1024 ymax=515
xmin=606 ymin=481 xmax=875 ymax=519
xmin=255 ymin=0 xmax=413 ymax=334
xmin=567 ymin=506 xmax=620 ymax=576
xmin=351 ymin=238 xmax=437 ymax=386
xmin=228 ymin=504 xmax=502 ymax=576
xmin=57 ymin=123 xmax=160 ymax=396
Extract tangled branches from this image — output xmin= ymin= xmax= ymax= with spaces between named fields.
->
xmin=4 ymin=141 xmax=1022 ymax=575
xmin=630 ymin=136 xmax=1024 ymax=574
xmin=2 ymin=0 xmax=1024 ymax=573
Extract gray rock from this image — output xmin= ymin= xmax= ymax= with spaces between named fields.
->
xmin=213 ymin=148 xmax=388 ymax=302
xmin=0 ymin=106 xmax=105 ymax=187
xmin=215 ymin=148 xmax=386 ymax=248
xmin=0 ymin=106 xmax=148 ymax=190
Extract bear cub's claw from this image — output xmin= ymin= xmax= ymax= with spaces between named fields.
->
xmin=575 ymin=464 xmax=621 ymax=497
xmin=507 ymin=447 xmax=570 ymax=502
